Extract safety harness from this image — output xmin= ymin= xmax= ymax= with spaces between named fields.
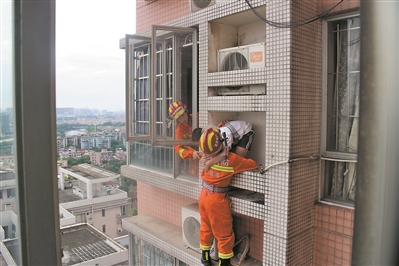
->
xmin=202 ymin=180 xmax=229 ymax=193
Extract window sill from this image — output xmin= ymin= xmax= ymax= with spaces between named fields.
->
xmin=121 ymin=165 xmax=200 ymax=200
xmin=319 ymin=199 xmax=355 ymax=210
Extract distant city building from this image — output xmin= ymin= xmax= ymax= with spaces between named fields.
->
xmin=115 ymin=148 xmax=126 ymax=162
xmin=0 ymin=113 xmax=10 ymax=136
xmin=81 ymin=134 xmax=114 ymax=150
xmin=90 ymin=149 xmax=111 ymax=165
xmin=0 ymin=171 xmax=18 ymax=241
xmin=56 ymin=107 xmax=74 ymax=117
xmin=5 ymin=108 xmax=14 ymax=125
xmin=0 ymin=156 xmax=14 ymax=170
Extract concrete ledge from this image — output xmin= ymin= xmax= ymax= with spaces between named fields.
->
xmin=122 ymin=214 xmax=202 ymax=265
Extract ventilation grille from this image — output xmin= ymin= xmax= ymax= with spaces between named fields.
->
xmin=222 ymin=52 xmax=249 ymax=71
xmin=216 ymin=43 xmax=267 ymax=95
xmin=183 ymin=216 xmax=200 ymax=249
xmin=181 ymin=203 xmax=201 ymax=250
xmin=190 ymin=0 xmax=228 ymax=13
xmin=192 ymin=0 xmax=212 ymax=9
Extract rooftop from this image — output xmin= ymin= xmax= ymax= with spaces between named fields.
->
xmin=61 ymin=223 xmax=128 ymax=266
xmin=58 ymin=188 xmax=82 ymax=204
xmin=0 ymin=171 xmax=15 ymax=181
xmin=65 ymin=164 xmax=119 ymax=180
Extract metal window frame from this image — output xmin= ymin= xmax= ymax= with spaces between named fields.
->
xmin=150 ymin=25 xmax=198 ymax=146
xmin=125 ymin=34 xmax=152 ymax=142
xmin=13 ymin=0 xmax=61 ymax=264
xmin=320 ymin=12 xmax=360 ymax=203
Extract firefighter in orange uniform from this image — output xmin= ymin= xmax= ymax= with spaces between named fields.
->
xmin=168 ymin=102 xmax=201 ymax=175
xmin=198 ymin=127 xmax=258 ymax=266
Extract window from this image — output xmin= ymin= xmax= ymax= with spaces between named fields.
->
xmin=102 ymin=209 xmax=105 ymax=217
xmin=0 ymin=190 xmax=3 ymax=199
xmin=125 ymin=26 xmax=199 ymax=180
xmin=130 ymin=234 xmax=188 ymax=266
xmin=7 ymin=188 xmax=16 ymax=198
xmin=121 ymin=205 xmax=129 ymax=216
xmin=102 ymin=225 xmax=106 ymax=233
xmin=321 ymin=14 xmax=360 ymax=206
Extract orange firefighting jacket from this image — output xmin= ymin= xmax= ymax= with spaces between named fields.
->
xmin=201 ymin=152 xmax=258 ymax=187
xmin=174 ymin=113 xmax=200 ymax=159
xmin=174 ymin=119 xmax=194 ymax=159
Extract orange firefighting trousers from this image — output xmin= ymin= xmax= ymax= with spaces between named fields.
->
xmin=199 ymin=188 xmax=234 ymax=259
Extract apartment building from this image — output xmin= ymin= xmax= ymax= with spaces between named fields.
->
xmin=0 ymin=168 xmax=129 ymax=265
xmin=0 ymin=171 xmax=18 ymax=241
xmin=120 ymin=0 xmax=364 ymax=265
xmin=4 ymin=0 xmax=398 ymax=265
xmin=90 ymin=149 xmax=111 ymax=165
xmin=59 ymin=164 xmax=131 ymax=239
xmin=81 ymin=134 xmax=114 ymax=150
xmin=0 ymin=157 xmax=14 ymax=170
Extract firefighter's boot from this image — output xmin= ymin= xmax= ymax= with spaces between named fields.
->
xmin=218 ymin=258 xmax=232 ymax=266
xmin=201 ymin=250 xmax=212 ymax=266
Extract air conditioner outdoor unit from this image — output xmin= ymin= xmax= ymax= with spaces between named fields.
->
xmin=182 ymin=203 xmax=201 ymax=251
xmin=217 ymin=43 xmax=266 ymax=95
xmin=182 ymin=203 xmax=218 ymax=259
xmin=190 ymin=0 xmax=227 ymax=13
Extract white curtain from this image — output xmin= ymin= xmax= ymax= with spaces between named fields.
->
xmin=330 ymin=18 xmax=360 ymax=201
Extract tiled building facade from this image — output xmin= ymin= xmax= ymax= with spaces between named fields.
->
xmin=121 ymin=0 xmax=360 ymax=265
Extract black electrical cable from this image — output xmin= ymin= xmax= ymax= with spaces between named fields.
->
xmin=244 ymin=0 xmax=344 ymax=28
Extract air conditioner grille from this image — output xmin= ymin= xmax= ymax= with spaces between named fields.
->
xmin=222 ymin=52 xmax=249 ymax=71
xmin=183 ymin=216 xmax=200 ymax=249
xmin=193 ymin=0 xmax=212 ymax=8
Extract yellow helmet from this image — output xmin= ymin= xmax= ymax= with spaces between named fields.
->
xmin=199 ymin=127 xmax=223 ymax=155
xmin=168 ymin=101 xmax=186 ymax=120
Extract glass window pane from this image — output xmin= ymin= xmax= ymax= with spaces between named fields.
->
xmin=325 ymin=161 xmax=357 ymax=202
xmin=128 ymin=42 xmax=151 ymax=140
xmin=348 ymin=73 xmax=360 ymax=116
xmin=348 ymin=29 xmax=360 ymax=72
xmin=324 ymin=15 xmax=360 ymax=204
xmin=1 ymin=1 xmax=21 ymax=263
xmin=326 ymin=17 xmax=360 ymax=155
xmin=129 ymin=141 xmax=173 ymax=174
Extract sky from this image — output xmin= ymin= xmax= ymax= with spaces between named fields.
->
xmin=56 ymin=0 xmax=136 ymax=112
xmin=1 ymin=1 xmax=13 ymax=112
xmin=0 ymin=0 xmax=136 ymax=113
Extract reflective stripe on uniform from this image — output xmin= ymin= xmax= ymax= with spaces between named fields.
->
xmin=200 ymin=243 xmax=213 ymax=250
xmin=179 ymin=149 xmax=185 ymax=158
xmin=218 ymin=252 xmax=234 ymax=259
xmin=209 ymin=164 xmax=234 ymax=172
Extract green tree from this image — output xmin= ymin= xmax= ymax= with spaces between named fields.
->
xmin=113 ymin=122 xmax=125 ymax=127
xmin=119 ymin=176 xmax=136 ymax=192
xmin=88 ymin=125 xmax=96 ymax=133
xmin=111 ymin=140 xmax=126 ymax=151
xmin=0 ymin=141 xmax=13 ymax=156
xmin=106 ymin=165 xmax=119 ymax=173
xmin=67 ymin=155 xmax=91 ymax=166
